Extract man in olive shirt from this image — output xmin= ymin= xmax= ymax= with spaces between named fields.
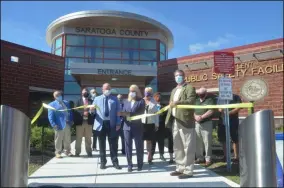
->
xmin=194 ymin=87 xmax=214 ymax=165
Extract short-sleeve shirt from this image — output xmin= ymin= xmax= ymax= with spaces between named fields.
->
xmin=218 ymin=94 xmax=242 ymax=126
xmin=195 ymin=96 xmax=215 ymax=123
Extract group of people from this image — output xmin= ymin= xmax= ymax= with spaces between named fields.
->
xmin=47 ymin=69 xmax=242 ymax=179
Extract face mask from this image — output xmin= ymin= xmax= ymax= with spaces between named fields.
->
xmin=175 ymin=75 xmax=184 ymax=84
xmin=103 ymin=90 xmax=111 ymax=96
xmin=145 ymin=92 xmax=152 ymax=97
xmin=83 ymin=92 xmax=89 ymax=98
xmin=56 ymin=96 xmax=62 ymax=101
xmin=129 ymin=92 xmax=136 ymax=98
xmin=198 ymin=94 xmax=206 ymax=99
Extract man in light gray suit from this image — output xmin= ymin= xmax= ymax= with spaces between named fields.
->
xmin=90 ymin=83 xmax=121 ymax=170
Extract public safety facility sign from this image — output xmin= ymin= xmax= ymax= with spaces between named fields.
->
xmin=214 ymin=51 xmax=235 ymax=74
xmin=218 ymin=77 xmax=233 ymax=100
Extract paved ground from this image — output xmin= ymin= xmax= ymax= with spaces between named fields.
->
xmin=28 ymin=138 xmax=240 ymax=187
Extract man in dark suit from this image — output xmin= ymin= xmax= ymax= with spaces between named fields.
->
xmin=75 ymin=88 xmax=94 ymax=157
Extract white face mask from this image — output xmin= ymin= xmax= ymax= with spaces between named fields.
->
xmin=129 ymin=92 xmax=136 ymax=98
xmin=103 ymin=90 xmax=111 ymax=96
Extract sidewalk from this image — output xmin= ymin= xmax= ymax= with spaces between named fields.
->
xmin=28 ymin=138 xmax=240 ymax=187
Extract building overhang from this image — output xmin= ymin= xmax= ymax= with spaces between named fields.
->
xmin=70 ymin=63 xmax=157 ymax=88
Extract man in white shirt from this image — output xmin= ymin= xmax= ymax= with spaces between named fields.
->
xmin=165 ymin=70 xmax=197 ymax=179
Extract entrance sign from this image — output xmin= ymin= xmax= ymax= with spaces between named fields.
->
xmin=214 ymin=51 xmax=235 ymax=74
xmin=98 ymin=69 xmax=132 ymax=75
xmin=218 ymin=77 xmax=233 ymax=100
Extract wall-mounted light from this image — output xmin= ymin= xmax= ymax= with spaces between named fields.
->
xmin=112 ymin=78 xmax=118 ymax=81
xmin=11 ymin=56 xmax=19 ymax=63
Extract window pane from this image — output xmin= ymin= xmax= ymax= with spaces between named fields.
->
xmin=104 ymin=59 xmax=121 ymax=64
xmin=122 ymin=50 xmax=139 ymax=60
xmin=140 ymin=61 xmax=157 ymax=66
xmin=140 ymin=50 xmax=157 ymax=61
xmin=84 ymin=59 xmax=103 ymax=64
xmin=65 ymin=69 xmax=71 ymax=75
xmin=86 ymin=36 xmax=103 ymax=46
xmin=104 ymin=48 xmax=121 ymax=59
xmin=65 ymin=58 xmax=84 ymax=69
xmin=64 ymin=74 xmax=76 ymax=82
xmin=64 ymin=82 xmax=81 ymax=94
xmin=85 ymin=48 xmax=103 ymax=59
xmin=55 ymin=37 xmax=62 ymax=48
xmin=66 ymin=47 xmax=84 ymax=57
xmin=121 ymin=60 xmax=139 ymax=65
xmin=122 ymin=38 xmax=139 ymax=49
xmin=55 ymin=48 xmax=62 ymax=56
xmin=63 ymin=95 xmax=81 ymax=104
xmin=104 ymin=37 xmax=121 ymax=47
xmin=140 ymin=39 xmax=156 ymax=49
xmin=66 ymin=35 xmax=85 ymax=46
xmin=160 ymin=53 xmax=165 ymax=61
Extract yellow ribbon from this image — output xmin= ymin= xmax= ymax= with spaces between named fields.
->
xmin=31 ymin=103 xmax=100 ymax=125
xmin=127 ymin=103 xmax=253 ymax=121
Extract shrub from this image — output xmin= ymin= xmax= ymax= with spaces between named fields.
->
xmin=30 ymin=126 xmax=54 ymax=151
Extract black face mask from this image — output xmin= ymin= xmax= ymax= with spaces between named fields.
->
xmin=83 ymin=92 xmax=89 ymax=98
xmin=198 ymin=94 xmax=206 ymax=99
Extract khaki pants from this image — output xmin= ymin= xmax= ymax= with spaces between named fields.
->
xmin=172 ymin=120 xmax=196 ymax=175
xmin=75 ymin=121 xmax=92 ymax=155
xmin=54 ymin=125 xmax=71 ymax=155
xmin=195 ymin=121 xmax=213 ymax=162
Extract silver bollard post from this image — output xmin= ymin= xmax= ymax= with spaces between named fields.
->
xmin=1 ymin=105 xmax=30 ymax=187
xmin=239 ymin=109 xmax=277 ymax=187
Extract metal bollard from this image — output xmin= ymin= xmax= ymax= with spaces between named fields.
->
xmin=1 ymin=105 xmax=30 ymax=187
xmin=239 ymin=110 xmax=277 ymax=187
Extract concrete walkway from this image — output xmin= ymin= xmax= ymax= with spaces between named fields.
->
xmin=28 ymin=138 xmax=239 ymax=187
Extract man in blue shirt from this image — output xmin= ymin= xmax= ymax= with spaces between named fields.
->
xmin=48 ymin=90 xmax=73 ymax=158
xmin=90 ymin=83 xmax=121 ymax=170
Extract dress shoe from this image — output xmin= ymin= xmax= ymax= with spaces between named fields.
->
xmin=137 ymin=167 xmax=142 ymax=171
xmin=169 ymin=159 xmax=174 ymax=164
xmin=65 ymin=152 xmax=73 ymax=157
xmin=148 ymin=160 xmax=153 ymax=165
xmin=75 ymin=153 xmax=80 ymax=157
xmin=178 ymin=174 xmax=193 ymax=179
xmin=128 ymin=168 xmax=133 ymax=172
xmin=170 ymin=171 xmax=182 ymax=176
xmin=160 ymin=155 xmax=166 ymax=161
xmin=113 ymin=163 xmax=122 ymax=170
xmin=87 ymin=153 xmax=92 ymax=157
xmin=100 ymin=164 xmax=106 ymax=169
xmin=122 ymin=150 xmax=126 ymax=155
xmin=93 ymin=148 xmax=98 ymax=152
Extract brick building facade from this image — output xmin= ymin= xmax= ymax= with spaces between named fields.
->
xmin=158 ymin=38 xmax=283 ymax=124
xmin=1 ymin=40 xmax=65 ymax=118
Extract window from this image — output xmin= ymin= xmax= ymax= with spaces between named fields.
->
xmin=140 ymin=39 xmax=157 ymax=49
xmin=66 ymin=35 xmax=85 ymax=46
xmin=121 ymin=60 xmax=139 ymax=65
xmin=64 ymin=74 xmax=76 ymax=82
xmin=65 ymin=69 xmax=71 ymax=75
xmin=63 ymin=95 xmax=81 ymax=104
xmin=160 ymin=42 xmax=166 ymax=54
xmin=140 ymin=50 xmax=157 ymax=61
xmin=65 ymin=58 xmax=84 ymax=69
xmin=104 ymin=59 xmax=121 ymax=64
xmin=66 ymin=47 xmax=84 ymax=57
xmin=86 ymin=36 xmax=103 ymax=47
xmin=122 ymin=50 xmax=139 ymax=60
xmin=160 ymin=53 xmax=165 ymax=61
xmin=104 ymin=37 xmax=121 ymax=47
xmin=104 ymin=49 xmax=121 ymax=59
xmin=55 ymin=49 xmax=62 ymax=56
xmin=84 ymin=59 xmax=103 ymax=64
xmin=55 ymin=37 xmax=62 ymax=49
xmin=85 ymin=48 xmax=103 ymax=59
xmin=123 ymin=38 xmax=139 ymax=49
xmin=140 ymin=61 xmax=157 ymax=66
xmin=64 ymin=82 xmax=81 ymax=94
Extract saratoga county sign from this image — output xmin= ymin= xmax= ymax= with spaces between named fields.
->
xmin=75 ymin=27 xmax=149 ymax=37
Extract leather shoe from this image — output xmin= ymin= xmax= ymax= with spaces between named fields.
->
xmin=113 ymin=163 xmax=122 ymax=170
xmin=100 ymin=164 xmax=106 ymax=169
xmin=137 ymin=167 xmax=142 ymax=171
xmin=169 ymin=159 xmax=174 ymax=164
xmin=178 ymin=174 xmax=193 ymax=179
xmin=170 ymin=171 xmax=182 ymax=176
xmin=128 ymin=168 xmax=133 ymax=172
xmin=160 ymin=155 xmax=166 ymax=161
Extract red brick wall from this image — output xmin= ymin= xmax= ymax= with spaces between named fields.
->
xmin=1 ymin=40 xmax=65 ymax=117
xmin=158 ymin=39 xmax=283 ymax=117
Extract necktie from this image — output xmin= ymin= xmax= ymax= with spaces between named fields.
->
xmin=104 ymin=97 xmax=109 ymax=118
